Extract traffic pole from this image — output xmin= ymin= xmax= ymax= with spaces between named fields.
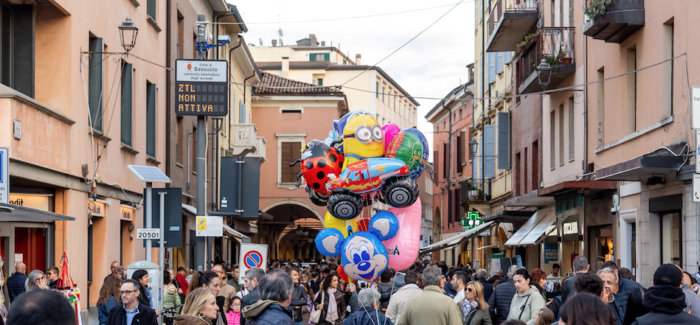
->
xmin=195 ymin=14 xmax=207 ymax=272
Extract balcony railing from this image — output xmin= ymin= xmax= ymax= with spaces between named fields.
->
xmin=516 ymin=27 xmax=576 ymax=94
xmin=460 ymin=179 xmax=492 ymax=205
xmin=486 ymin=0 xmax=540 ymax=52
xmin=232 ymin=124 xmax=257 ymax=148
xmin=251 ymin=136 xmax=267 ymax=162
xmin=583 ymin=0 xmax=645 ymax=44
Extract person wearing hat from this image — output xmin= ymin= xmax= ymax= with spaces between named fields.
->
xmin=631 ymin=264 xmax=700 ymax=325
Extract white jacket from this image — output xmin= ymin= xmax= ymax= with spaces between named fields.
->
xmin=386 ymin=284 xmax=422 ymax=324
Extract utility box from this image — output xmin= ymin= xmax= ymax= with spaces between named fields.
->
xmin=126 ymin=261 xmax=160 ymax=308
xmin=218 ymin=157 xmax=260 ymax=219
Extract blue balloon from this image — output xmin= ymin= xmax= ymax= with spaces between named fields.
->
xmin=369 ymin=211 xmax=399 ymax=241
xmin=315 ymin=228 xmax=344 ymax=257
xmin=339 ymin=231 xmax=390 ymax=282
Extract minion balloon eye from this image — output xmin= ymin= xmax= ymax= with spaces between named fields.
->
xmin=371 ymin=125 xmax=383 ymax=141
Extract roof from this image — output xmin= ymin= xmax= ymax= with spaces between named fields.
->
xmin=425 ymin=83 xmax=472 ymax=119
xmin=255 ymin=62 xmax=420 ymax=106
xmin=227 ymin=4 xmax=248 ymax=33
xmin=254 ymin=72 xmax=344 ymax=96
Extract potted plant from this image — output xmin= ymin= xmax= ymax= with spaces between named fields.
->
xmin=560 ymin=44 xmax=572 ymax=64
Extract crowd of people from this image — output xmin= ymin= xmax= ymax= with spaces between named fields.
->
xmin=6 ymin=256 xmax=700 ymax=325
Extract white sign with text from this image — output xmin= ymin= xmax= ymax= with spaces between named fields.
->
xmin=136 ymin=228 xmax=161 ymax=240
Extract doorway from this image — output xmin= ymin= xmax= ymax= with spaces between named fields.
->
xmin=660 ymin=212 xmax=681 ymax=266
xmin=0 ymin=222 xmax=52 ymax=274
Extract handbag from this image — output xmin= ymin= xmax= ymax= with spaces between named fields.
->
xmin=310 ymin=291 xmax=325 ymax=324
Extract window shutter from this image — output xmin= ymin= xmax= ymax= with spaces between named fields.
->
xmin=460 ymin=130 xmax=467 ymax=166
xmin=484 ymin=125 xmax=496 ymax=178
xmin=239 ymin=100 xmax=246 ymax=123
xmin=120 ymin=63 xmax=133 ymax=147
xmin=324 ymin=53 xmax=330 ymax=61
xmin=282 ymin=142 xmax=302 ymax=182
xmin=309 ymin=53 xmax=315 ymax=62
xmin=488 ymin=52 xmax=496 ymax=84
xmin=88 ymin=38 xmax=104 ymax=132
xmin=434 ymin=150 xmax=439 ymax=181
xmin=443 ymin=143 xmax=448 ymax=178
xmin=497 ymin=112 xmax=510 ymax=170
xmin=146 ymin=83 xmax=157 ymax=158
xmin=480 ymin=59 xmax=485 ymax=99
xmin=505 ymin=51 xmax=512 ymax=64
xmin=496 ymin=52 xmax=503 ymax=74
xmin=147 ymin=0 xmax=156 ymax=21
xmin=456 ymin=134 xmax=462 ymax=175
xmin=468 ymin=127 xmax=474 ymax=161
xmin=479 ymin=136 xmax=484 ymax=179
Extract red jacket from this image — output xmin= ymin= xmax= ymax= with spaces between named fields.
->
xmin=176 ymin=274 xmax=189 ymax=296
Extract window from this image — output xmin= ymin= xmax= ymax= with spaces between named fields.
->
xmin=497 ymin=112 xmax=510 ymax=170
xmin=120 ymin=62 xmax=133 ymax=147
xmin=177 ymin=12 xmax=184 ymax=58
xmin=176 ymin=117 xmax=183 ymax=164
xmin=393 ymin=95 xmax=396 ymax=111
xmin=515 ymin=152 xmax=521 ymax=196
xmin=597 ymin=68 xmax=605 ymax=148
xmin=376 ymin=82 xmax=379 ymax=98
xmin=239 ymin=100 xmax=247 ymax=123
xmin=147 ymin=0 xmax=156 ymax=22
xmin=627 ymin=47 xmax=637 ymax=133
xmin=532 ymin=140 xmax=539 ymax=192
xmin=316 ymin=78 xmax=323 ymax=86
xmin=468 ymin=126 xmax=474 ymax=161
xmin=309 ymin=53 xmax=329 ymax=61
xmin=568 ymin=97 xmax=574 ymax=161
xmin=459 ymin=109 xmax=462 ymax=120
xmin=456 ymin=133 xmax=462 ymax=175
xmin=0 ymin=3 xmax=13 ymax=89
xmin=550 ymin=111 xmax=555 ymax=169
xmin=443 ymin=121 xmax=446 ymax=129
xmin=524 ymin=147 xmax=528 ymax=196
xmin=146 ymin=82 xmax=157 ymax=158
xmin=443 ymin=143 xmax=448 ymax=179
xmin=434 ymin=149 xmax=439 ymax=181
xmin=343 ymin=59 xmax=347 ymax=65
xmin=89 ymin=37 xmax=104 ymax=132
xmin=662 ymin=19 xmax=674 ymax=118
xmin=559 ymin=104 xmax=564 ymax=166
xmin=281 ymin=142 xmax=302 ymax=183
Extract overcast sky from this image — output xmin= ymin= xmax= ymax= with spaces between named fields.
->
xmin=231 ymin=0 xmax=476 ymax=160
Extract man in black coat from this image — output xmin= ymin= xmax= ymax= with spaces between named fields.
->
xmin=241 ymin=268 xmax=266 ymax=325
xmin=287 ymin=268 xmax=308 ymax=324
xmin=488 ymin=265 xmax=519 ymax=324
xmin=632 ymin=264 xmax=700 ymax=325
xmin=107 ymin=279 xmax=157 ymax=325
xmin=242 ymin=271 xmax=295 ymax=325
xmin=475 ymin=269 xmax=494 ymax=302
xmin=561 ymin=256 xmax=590 ymax=303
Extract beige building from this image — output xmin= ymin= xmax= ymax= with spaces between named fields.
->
xmin=249 ymin=35 xmax=420 ymax=130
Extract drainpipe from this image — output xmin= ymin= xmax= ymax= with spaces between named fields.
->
xmin=214 ymin=8 xmax=236 ymax=60
xmin=581 ymin=26 xmax=589 ymax=259
xmin=165 ymin=0 xmax=172 ymax=182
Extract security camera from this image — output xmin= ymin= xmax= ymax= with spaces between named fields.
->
xmin=218 ymin=35 xmax=231 ymax=45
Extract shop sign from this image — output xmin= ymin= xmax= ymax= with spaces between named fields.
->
xmin=196 ymin=216 xmax=223 ymax=237
xmin=8 ymin=193 xmax=51 ymax=211
xmin=563 ymin=221 xmax=578 ymax=235
xmin=462 ymin=211 xmax=482 ymax=229
xmin=88 ymin=200 xmax=106 ymax=217
xmin=544 ymin=243 xmax=558 ymax=263
xmin=120 ymin=205 xmax=135 ymax=221
xmin=546 ymin=225 xmax=558 ymax=236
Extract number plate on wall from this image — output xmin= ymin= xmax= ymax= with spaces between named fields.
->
xmin=136 ymin=228 xmax=161 ymax=240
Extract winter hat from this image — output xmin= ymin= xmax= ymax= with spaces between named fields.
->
xmin=653 ymin=264 xmax=683 ymax=287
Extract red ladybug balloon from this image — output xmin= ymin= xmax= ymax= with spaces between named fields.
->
xmin=289 ymin=140 xmax=344 ymax=197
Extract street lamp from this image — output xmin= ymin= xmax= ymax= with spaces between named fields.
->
xmin=536 ymin=59 xmax=552 ymax=90
xmin=469 ymin=137 xmax=478 ymax=159
xmin=119 ymin=17 xmax=138 ymax=55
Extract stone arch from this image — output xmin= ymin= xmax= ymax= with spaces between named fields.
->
xmin=261 ymin=199 xmax=325 ymax=224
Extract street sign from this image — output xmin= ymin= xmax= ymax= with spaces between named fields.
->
xmin=0 ymin=147 xmax=7 ymax=204
xmin=693 ymin=87 xmax=700 ymax=129
xmin=175 ymin=60 xmax=228 ymax=117
xmin=142 ymin=188 xmax=183 ymax=248
xmin=238 ymin=243 xmax=268 ymax=285
xmin=196 ymin=216 xmax=223 ymax=237
xmin=696 ymin=130 xmax=700 ymax=174
xmin=219 ymin=157 xmax=261 ymax=218
xmin=694 ymin=174 xmax=700 ymax=202
xmin=136 ymin=228 xmax=161 ymax=240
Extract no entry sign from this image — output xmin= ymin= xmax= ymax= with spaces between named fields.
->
xmin=238 ymin=243 xmax=268 ymax=285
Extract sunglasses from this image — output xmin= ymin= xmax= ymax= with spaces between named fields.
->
xmin=466 ymin=288 xmax=473 ymax=292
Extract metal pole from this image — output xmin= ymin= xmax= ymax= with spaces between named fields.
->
xmin=146 ymin=182 xmax=152 ymax=262
xmin=158 ymin=191 xmax=167 ymax=324
xmin=195 ymin=14 xmax=207 ymax=272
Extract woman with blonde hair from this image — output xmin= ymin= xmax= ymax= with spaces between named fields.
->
xmin=174 ymin=287 xmax=220 ymax=325
xmin=461 ymin=280 xmax=492 ymax=325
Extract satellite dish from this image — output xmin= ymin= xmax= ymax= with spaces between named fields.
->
xmin=259 ymin=38 xmax=263 ymax=46
xmin=279 ymin=38 xmax=284 ymax=46
xmin=278 ymin=28 xmax=284 ymax=37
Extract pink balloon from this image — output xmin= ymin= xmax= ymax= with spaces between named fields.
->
xmin=383 ymin=198 xmax=422 ymax=271
xmin=382 ymin=124 xmax=401 ymax=152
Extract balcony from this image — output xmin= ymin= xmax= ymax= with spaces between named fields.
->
xmin=231 ymin=124 xmax=257 ymax=155
xmin=516 ymin=27 xmax=576 ymax=95
xmin=583 ymin=0 xmax=644 ymax=44
xmin=460 ymin=179 xmax=492 ymax=206
xmin=250 ymin=136 xmax=267 ymax=162
xmin=486 ymin=0 xmax=540 ymax=52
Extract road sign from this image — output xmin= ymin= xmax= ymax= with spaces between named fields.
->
xmin=243 ymin=250 xmax=263 ymax=268
xmin=238 ymin=243 xmax=268 ymax=285
xmin=196 ymin=216 xmax=223 ymax=237
xmin=136 ymin=228 xmax=161 ymax=240
xmin=175 ymin=60 xmax=228 ymax=117
xmin=693 ymin=87 xmax=700 ymax=129
xmin=694 ymin=174 xmax=700 ymax=202
xmin=0 ymin=147 xmax=7 ymax=204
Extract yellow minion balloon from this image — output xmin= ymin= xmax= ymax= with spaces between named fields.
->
xmin=323 ymin=211 xmax=358 ymax=238
xmin=342 ymin=113 xmax=385 ymax=167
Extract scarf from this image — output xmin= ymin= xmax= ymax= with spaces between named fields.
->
xmin=325 ymin=288 xmax=339 ymax=323
xmin=462 ymin=300 xmax=478 ymax=316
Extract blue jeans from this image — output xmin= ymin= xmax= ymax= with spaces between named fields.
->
xmin=295 ymin=322 xmax=304 ymax=325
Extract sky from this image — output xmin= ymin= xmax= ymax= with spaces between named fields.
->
xmin=230 ymin=0 xmax=476 ymax=160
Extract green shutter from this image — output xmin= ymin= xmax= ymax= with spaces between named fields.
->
xmin=324 ymin=53 xmax=330 ymax=61
xmin=146 ymin=83 xmax=156 ymax=158
xmin=309 ymin=53 xmax=315 ymax=62
xmin=120 ymin=63 xmax=133 ymax=147
xmin=88 ymin=38 xmax=104 ymax=132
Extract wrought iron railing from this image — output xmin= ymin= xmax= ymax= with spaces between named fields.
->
xmin=516 ymin=27 xmax=575 ymax=88
xmin=461 ymin=179 xmax=491 ymax=204
xmin=487 ymin=0 xmax=540 ymax=39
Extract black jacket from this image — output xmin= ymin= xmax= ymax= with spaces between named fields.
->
xmin=377 ymin=283 xmax=393 ymax=310
xmin=561 ymin=273 xmax=580 ymax=304
xmin=633 ymin=286 xmax=700 ymax=325
xmin=343 ymin=306 xmax=394 ymax=325
xmin=241 ymin=288 xmax=261 ymax=325
xmin=478 ymin=278 xmax=494 ymax=302
xmin=215 ymin=295 xmax=229 ymax=325
xmin=487 ymin=279 xmax=517 ymax=325
xmin=290 ymin=283 xmax=308 ymax=322
xmin=247 ymin=302 xmax=295 ymax=325
xmin=106 ymin=303 xmax=158 ymax=325
xmin=486 ymin=276 xmax=501 ymax=284
xmin=612 ymin=278 xmax=641 ymax=322
xmin=6 ymin=273 xmax=26 ymax=302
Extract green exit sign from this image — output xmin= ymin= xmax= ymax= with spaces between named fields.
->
xmin=462 ymin=211 xmax=482 ymax=229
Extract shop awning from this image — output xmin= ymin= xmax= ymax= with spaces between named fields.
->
xmin=505 ymin=207 xmax=556 ymax=246
xmin=0 ymin=203 xmax=75 ymax=222
xmin=182 ymin=204 xmax=197 ymax=216
xmin=223 ymin=225 xmax=251 ymax=243
xmin=595 ymin=143 xmax=687 ymax=181
xmin=420 ymin=221 xmax=494 ymax=254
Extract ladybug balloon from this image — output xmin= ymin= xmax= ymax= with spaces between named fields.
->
xmin=289 ymin=140 xmax=344 ymax=201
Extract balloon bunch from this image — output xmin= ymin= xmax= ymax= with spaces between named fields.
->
xmin=290 ymin=111 xmax=428 ymax=282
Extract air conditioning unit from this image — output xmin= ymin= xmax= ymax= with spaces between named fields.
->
xmin=311 ymin=78 xmax=319 ymax=86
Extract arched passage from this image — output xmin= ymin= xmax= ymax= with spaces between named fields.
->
xmin=258 ymin=201 xmax=325 ymax=260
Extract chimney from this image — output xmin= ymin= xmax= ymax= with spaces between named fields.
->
xmin=309 ymin=34 xmax=318 ymax=46
xmin=321 ymin=41 xmax=326 ymax=46
xmin=282 ymin=57 xmax=289 ymax=78
xmin=271 ymin=39 xmax=277 ymax=47
xmin=469 ymin=65 xmax=474 ymax=83
xmin=355 ymin=54 xmax=362 ymax=65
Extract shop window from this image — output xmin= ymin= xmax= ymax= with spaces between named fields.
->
xmin=661 ymin=213 xmax=681 ymax=266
